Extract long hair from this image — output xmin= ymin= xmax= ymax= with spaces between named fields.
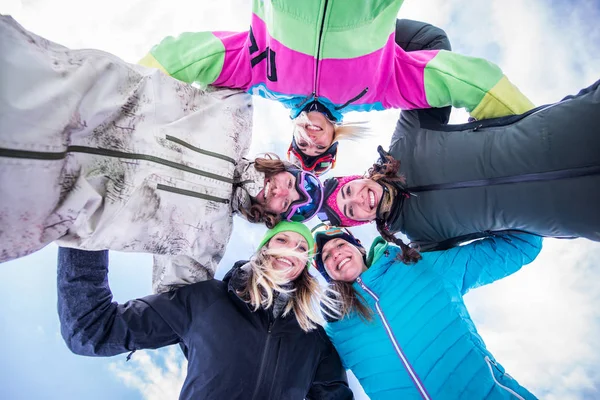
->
xmin=237 ymin=244 xmax=341 ymax=332
xmin=367 ymin=153 xmax=422 ymax=264
xmin=329 ymin=280 xmax=373 ymax=322
xmin=293 ymin=112 xmax=370 ymax=148
xmin=238 ymin=153 xmax=295 ymax=228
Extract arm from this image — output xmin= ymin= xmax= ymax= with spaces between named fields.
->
xmin=395 ymin=18 xmax=452 ymax=52
xmin=391 ymin=19 xmax=452 ymax=147
xmin=58 ymin=248 xmax=193 ymax=356
xmin=306 ymin=332 xmax=353 ymax=400
xmin=422 ymin=50 xmax=535 ymax=120
xmin=138 ymin=30 xmax=251 ymax=88
xmin=428 ymin=233 xmax=542 ymax=295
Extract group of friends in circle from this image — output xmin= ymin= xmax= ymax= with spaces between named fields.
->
xmin=1 ymin=1 xmax=598 ymax=399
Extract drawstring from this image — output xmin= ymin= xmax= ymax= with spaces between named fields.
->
xmin=126 ymin=349 xmax=136 ymax=362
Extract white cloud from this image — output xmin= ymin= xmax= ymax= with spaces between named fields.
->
xmin=109 ymin=347 xmax=187 ymax=400
xmin=5 ymin=0 xmax=600 ymax=399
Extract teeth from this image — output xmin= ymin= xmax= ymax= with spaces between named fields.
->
xmin=337 ymin=257 xmax=350 ymax=270
xmin=277 ymin=258 xmax=292 ymax=266
xmin=264 ymin=181 xmax=270 ymax=200
xmin=306 ymin=124 xmax=322 ymax=132
xmin=369 ymin=190 xmax=375 ymax=209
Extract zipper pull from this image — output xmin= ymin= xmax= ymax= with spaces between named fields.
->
xmin=473 ymin=124 xmax=483 ymax=132
xmin=356 ymin=277 xmax=366 ymax=290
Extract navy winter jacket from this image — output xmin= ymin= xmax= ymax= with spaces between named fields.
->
xmin=57 ymin=248 xmax=353 ymax=400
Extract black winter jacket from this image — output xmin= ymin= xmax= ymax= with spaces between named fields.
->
xmin=387 ymin=79 xmax=600 ymax=250
xmin=57 ymin=248 xmax=353 ymax=400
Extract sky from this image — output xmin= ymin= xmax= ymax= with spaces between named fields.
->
xmin=1 ymin=0 xmax=600 ymax=399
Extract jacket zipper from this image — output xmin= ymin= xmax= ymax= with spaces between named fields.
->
xmin=356 ymin=277 xmax=431 ymax=400
xmin=165 ymin=134 xmax=236 ymax=165
xmin=484 ymin=356 xmax=525 ymax=400
xmin=251 ymin=320 xmax=274 ymax=400
xmin=0 ymin=145 xmax=235 ymax=184
xmin=313 ymin=0 xmax=329 ymax=97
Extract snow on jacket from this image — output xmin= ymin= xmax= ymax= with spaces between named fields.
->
xmin=326 ymin=234 xmax=542 ymax=400
xmin=0 ymin=16 xmax=254 ymax=293
xmin=57 ymin=248 xmax=353 ymax=400
xmin=386 ymin=78 xmax=600 ymax=250
xmin=139 ymin=0 xmax=534 ymax=122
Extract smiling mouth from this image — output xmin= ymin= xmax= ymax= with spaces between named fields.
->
xmin=336 ymin=257 xmax=351 ymax=271
xmin=277 ymin=257 xmax=294 ymax=268
xmin=305 ymin=124 xmax=322 ymax=132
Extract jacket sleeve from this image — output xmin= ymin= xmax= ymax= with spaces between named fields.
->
xmin=395 ymin=18 xmax=452 ymax=52
xmin=421 ymin=50 xmax=535 ymax=120
xmin=428 ymin=233 xmax=543 ymax=295
xmin=390 ymin=18 xmax=453 ymax=148
xmin=57 ymin=247 xmax=195 ymax=356
xmin=138 ymin=30 xmax=251 ymax=89
xmin=306 ymin=332 xmax=353 ymax=400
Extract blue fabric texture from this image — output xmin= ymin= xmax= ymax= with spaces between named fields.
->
xmin=326 ymin=233 xmax=543 ymax=399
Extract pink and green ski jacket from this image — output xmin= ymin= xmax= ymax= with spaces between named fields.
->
xmin=140 ymin=0 xmax=534 ymax=121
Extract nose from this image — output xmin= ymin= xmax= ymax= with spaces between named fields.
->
xmin=349 ymin=192 xmax=364 ymax=207
xmin=272 ymin=185 xmax=289 ymax=198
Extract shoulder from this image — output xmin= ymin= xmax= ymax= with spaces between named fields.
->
xmin=173 ymin=279 xmax=229 ymax=308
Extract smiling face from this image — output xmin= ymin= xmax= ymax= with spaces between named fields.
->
xmin=321 ymin=238 xmax=367 ymax=282
xmin=336 ymin=178 xmax=383 ymax=222
xmin=255 ymin=171 xmax=301 ymax=214
xmin=267 ymin=231 xmax=309 ymax=281
xmin=294 ymin=111 xmax=335 ymax=157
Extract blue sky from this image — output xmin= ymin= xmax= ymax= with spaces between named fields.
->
xmin=1 ymin=0 xmax=600 ymax=399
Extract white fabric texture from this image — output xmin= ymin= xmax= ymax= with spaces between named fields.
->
xmin=0 ymin=16 xmax=254 ymax=293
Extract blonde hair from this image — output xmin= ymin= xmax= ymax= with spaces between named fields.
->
xmin=237 ymin=244 xmax=341 ymax=332
xmin=292 ymin=112 xmax=369 ymax=148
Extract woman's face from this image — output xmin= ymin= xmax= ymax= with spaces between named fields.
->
xmin=336 ymin=178 xmax=383 ymax=222
xmin=255 ymin=171 xmax=301 ymax=214
xmin=294 ymin=111 xmax=335 ymax=157
xmin=267 ymin=231 xmax=309 ymax=281
xmin=321 ymin=238 xmax=367 ymax=282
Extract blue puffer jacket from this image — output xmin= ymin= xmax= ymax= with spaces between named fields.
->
xmin=326 ymin=233 xmax=543 ymax=400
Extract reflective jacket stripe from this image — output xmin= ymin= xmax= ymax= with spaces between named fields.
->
xmin=356 ymin=277 xmax=432 ymax=400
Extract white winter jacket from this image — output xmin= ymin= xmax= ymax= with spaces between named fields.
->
xmin=0 ymin=16 xmax=255 ymax=293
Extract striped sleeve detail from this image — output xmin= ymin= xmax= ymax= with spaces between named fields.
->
xmin=423 ymin=50 xmax=534 ymax=119
xmin=470 ymin=75 xmax=535 ymax=119
xmin=138 ymin=53 xmax=168 ymax=74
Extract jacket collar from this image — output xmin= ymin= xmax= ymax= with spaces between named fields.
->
xmin=223 ymin=261 xmax=297 ymax=323
xmin=356 ymin=239 xmax=399 ymax=287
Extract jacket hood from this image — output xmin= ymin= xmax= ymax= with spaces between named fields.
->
xmin=366 ymin=236 xmax=390 ymax=267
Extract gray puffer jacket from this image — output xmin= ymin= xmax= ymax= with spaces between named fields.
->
xmin=387 ymin=79 xmax=600 ymax=250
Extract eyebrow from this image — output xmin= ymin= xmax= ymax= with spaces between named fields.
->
xmin=341 ymin=186 xmax=346 ymax=200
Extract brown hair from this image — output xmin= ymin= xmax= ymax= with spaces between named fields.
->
xmin=367 ymin=153 xmax=422 ymax=265
xmin=238 ymin=153 xmax=296 ymax=228
xmin=330 ymin=280 xmax=373 ymax=322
